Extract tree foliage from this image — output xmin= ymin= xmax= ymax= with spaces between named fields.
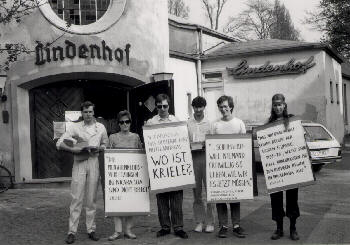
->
xmin=305 ymin=0 xmax=350 ymax=60
xmin=168 ymin=0 xmax=190 ymax=19
xmin=200 ymin=0 xmax=228 ymax=30
xmin=224 ymin=0 xmax=299 ymax=41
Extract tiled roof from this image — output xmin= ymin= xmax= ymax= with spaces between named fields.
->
xmin=202 ymin=39 xmax=343 ymax=63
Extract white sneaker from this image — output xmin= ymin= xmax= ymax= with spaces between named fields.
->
xmin=108 ymin=232 xmax=121 ymax=241
xmin=194 ymin=223 xmax=203 ymax=232
xmin=205 ymin=224 xmax=215 ymax=233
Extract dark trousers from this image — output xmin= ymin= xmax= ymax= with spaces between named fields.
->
xmin=270 ymin=188 xmax=300 ymax=221
xmin=216 ymin=202 xmax=240 ymax=227
xmin=156 ymin=190 xmax=184 ymax=231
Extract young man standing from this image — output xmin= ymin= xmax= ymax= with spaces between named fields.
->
xmin=187 ymin=96 xmax=215 ymax=233
xmin=212 ymin=95 xmax=247 ymax=239
xmin=57 ymin=101 xmax=108 ymax=244
xmin=146 ymin=93 xmax=188 ymax=239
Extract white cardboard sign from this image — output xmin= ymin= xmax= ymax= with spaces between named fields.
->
xmin=206 ymin=134 xmax=253 ymax=203
xmin=143 ymin=121 xmax=195 ymax=193
xmin=256 ymin=118 xmax=315 ymax=193
xmin=104 ymin=149 xmax=150 ymax=216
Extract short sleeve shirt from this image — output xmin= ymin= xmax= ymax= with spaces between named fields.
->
xmin=108 ymin=132 xmax=142 ymax=149
xmin=146 ymin=114 xmax=179 ymax=125
xmin=187 ymin=117 xmax=212 ymax=143
xmin=213 ymin=117 xmax=246 ymax=134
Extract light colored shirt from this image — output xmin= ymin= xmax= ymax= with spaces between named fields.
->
xmin=187 ymin=117 xmax=212 ymax=143
xmin=213 ymin=117 xmax=246 ymax=134
xmin=56 ymin=120 xmax=108 ymax=150
xmin=108 ymin=132 xmax=142 ymax=149
xmin=146 ymin=114 xmax=179 ymax=125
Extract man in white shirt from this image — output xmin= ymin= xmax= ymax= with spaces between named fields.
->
xmin=187 ymin=96 xmax=215 ymax=233
xmin=57 ymin=101 xmax=108 ymax=244
xmin=146 ymin=93 xmax=188 ymax=239
xmin=212 ymin=95 xmax=247 ymax=239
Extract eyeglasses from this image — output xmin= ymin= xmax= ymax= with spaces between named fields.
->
xmin=156 ymin=104 xmax=169 ymax=109
xmin=119 ymin=120 xmax=131 ymax=125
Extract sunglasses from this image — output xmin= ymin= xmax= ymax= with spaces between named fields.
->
xmin=119 ymin=120 xmax=131 ymax=125
xmin=156 ymin=104 xmax=169 ymax=109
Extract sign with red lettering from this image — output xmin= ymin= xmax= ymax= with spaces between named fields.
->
xmin=256 ymin=118 xmax=315 ymax=193
xmin=143 ymin=122 xmax=195 ymax=193
xmin=206 ymin=134 xmax=253 ymax=203
xmin=104 ymin=149 xmax=150 ymax=216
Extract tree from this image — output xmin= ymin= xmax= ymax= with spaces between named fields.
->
xmin=168 ymin=0 xmax=190 ymax=19
xmin=0 ymin=0 xmax=39 ymax=71
xmin=305 ymin=0 xmax=350 ymax=60
xmin=200 ymin=0 xmax=228 ymax=30
xmin=270 ymin=0 xmax=299 ymax=41
xmin=224 ymin=0 xmax=274 ymax=40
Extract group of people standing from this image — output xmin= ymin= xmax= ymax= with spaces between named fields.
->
xmin=56 ymin=92 xmax=301 ymax=244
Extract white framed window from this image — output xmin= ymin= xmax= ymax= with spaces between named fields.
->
xmin=330 ymin=80 xmax=334 ymax=103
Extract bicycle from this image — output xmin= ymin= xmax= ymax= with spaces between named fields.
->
xmin=0 ymin=162 xmax=13 ymax=193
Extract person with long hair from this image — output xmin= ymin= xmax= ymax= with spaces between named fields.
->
xmin=107 ymin=110 xmax=142 ymax=241
xmin=268 ymin=94 xmax=300 ymax=241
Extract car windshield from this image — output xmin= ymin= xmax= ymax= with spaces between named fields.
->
xmin=303 ymin=126 xmax=333 ymax=141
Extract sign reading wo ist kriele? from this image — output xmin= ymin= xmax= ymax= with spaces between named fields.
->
xmin=104 ymin=149 xmax=150 ymax=216
xmin=256 ymin=118 xmax=315 ymax=194
xmin=143 ymin=122 xmax=195 ymax=193
xmin=206 ymin=134 xmax=253 ymax=203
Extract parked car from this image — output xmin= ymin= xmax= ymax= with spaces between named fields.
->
xmin=249 ymin=121 xmax=342 ymax=173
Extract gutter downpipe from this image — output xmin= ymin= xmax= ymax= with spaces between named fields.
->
xmin=196 ymin=28 xmax=203 ymax=96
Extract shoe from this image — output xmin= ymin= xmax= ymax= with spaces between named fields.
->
xmin=88 ymin=232 xmax=99 ymax=241
xmin=205 ymin=224 xmax=215 ymax=233
xmin=232 ymin=226 xmax=246 ymax=238
xmin=290 ymin=230 xmax=300 ymax=241
xmin=108 ymin=232 xmax=121 ymax=241
xmin=194 ymin=223 xmax=203 ymax=232
xmin=217 ymin=226 xmax=228 ymax=238
xmin=271 ymin=229 xmax=284 ymax=240
xmin=65 ymin=234 xmax=75 ymax=244
xmin=174 ymin=230 xmax=188 ymax=239
xmin=156 ymin=229 xmax=171 ymax=237
xmin=124 ymin=232 xmax=137 ymax=239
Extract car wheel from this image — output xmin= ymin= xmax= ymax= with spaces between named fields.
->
xmin=312 ymin=164 xmax=323 ymax=172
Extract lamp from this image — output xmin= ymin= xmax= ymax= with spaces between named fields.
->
xmin=152 ymin=72 xmax=173 ymax=82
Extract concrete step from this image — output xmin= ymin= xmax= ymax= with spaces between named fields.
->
xmin=13 ymin=177 xmax=71 ymax=189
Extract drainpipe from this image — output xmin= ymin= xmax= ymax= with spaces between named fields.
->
xmin=196 ymin=28 xmax=203 ymax=96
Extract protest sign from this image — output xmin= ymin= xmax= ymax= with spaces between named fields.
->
xmin=143 ymin=121 xmax=195 ymax=193
xmin=256 ymin=118 xmax=314 ymax=193
xmin=104 ymin=149 xmax=150 ymax=216
xmin=206 ymin=134 xmax=253 ymax=203
xmin=53 ymin=122 xmax=65 ymax=139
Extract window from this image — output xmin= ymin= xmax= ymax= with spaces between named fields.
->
xmin=49 ymin=0 xmax=110 ymax=25
xmin=344 ymin=84 xmax=348 ymax=125
xmin=336 ymin=83 xmax=340 ymax=104
xmin=330 ymin=80 xmax=334 ymax=103
xmin=304 ymin=126 xmax=332 ymax=142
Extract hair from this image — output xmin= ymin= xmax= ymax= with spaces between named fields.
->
xmin=155 ymin=93 xmax=170 ymax=105
xmin=80 ymin=101 xmax=95 ymax=111
xmin=117 ymin=110 xmax=132 ymax=123
xmin=217 ymin=95 xmax=234 ymax=112
xmin=191 ymin=96 xmax=207 ymax=108
xmin=268 ymin=93 xmax=290 ymax=127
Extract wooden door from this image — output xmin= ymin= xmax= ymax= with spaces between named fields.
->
xmin=30 ymin=84 xmax=83 ymax=178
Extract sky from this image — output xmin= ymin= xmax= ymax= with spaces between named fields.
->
xmin=184 ymin=0 xmax=322 ymax=42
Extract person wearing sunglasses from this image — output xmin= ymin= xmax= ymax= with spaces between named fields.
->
xmin=107 ymin=110 xmax=142 ymax=241
xmin=146 ymin=94 xmax=188 ymax=239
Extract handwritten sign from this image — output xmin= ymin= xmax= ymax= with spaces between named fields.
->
xmin=256 ymin=118 xmax=315 ymax=193
xmin=143 ymin=121 xmax=195 ymax=193
xmin=53 ymin=121 xmax=65 ymax=139
xmin=206 ymin=134 xmax=253 ymax=203
xmin=104 ymin=149 xmax=150 ymax=216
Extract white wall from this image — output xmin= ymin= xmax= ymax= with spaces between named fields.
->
xmin=168 ymin=58 xmax=198 ymax=121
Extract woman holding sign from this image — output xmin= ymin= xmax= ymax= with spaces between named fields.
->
xmin=107 ymin=110 xmax=142 ymax=241
xmin=268 ymin=94 xmax=300 ymax=241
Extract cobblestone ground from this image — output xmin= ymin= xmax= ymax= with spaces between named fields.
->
xmin=1 ymin=170 xmax=350 ymax=245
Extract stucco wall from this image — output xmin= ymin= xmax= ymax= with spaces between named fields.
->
xmin=0 ymin=0 xmax=169 ymax=181
xmin=168 ymin=57 xmax=198 ymax=121
xmin=202 ymin=49 xmax=344 ymax=142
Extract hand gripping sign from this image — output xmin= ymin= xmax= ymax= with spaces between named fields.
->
xmin=143 ymin=121 xmax=195 ymax=193
xmin=256 ymin=118 xmax=315 ymax=194
xmin=206 ymin=134 xmax=254 ymax=203
xmin=104 ymin=149 xmax=150 ymax=216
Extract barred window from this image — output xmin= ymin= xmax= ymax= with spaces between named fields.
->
xmin=49 ymin=0 xmax=110 ymax=25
